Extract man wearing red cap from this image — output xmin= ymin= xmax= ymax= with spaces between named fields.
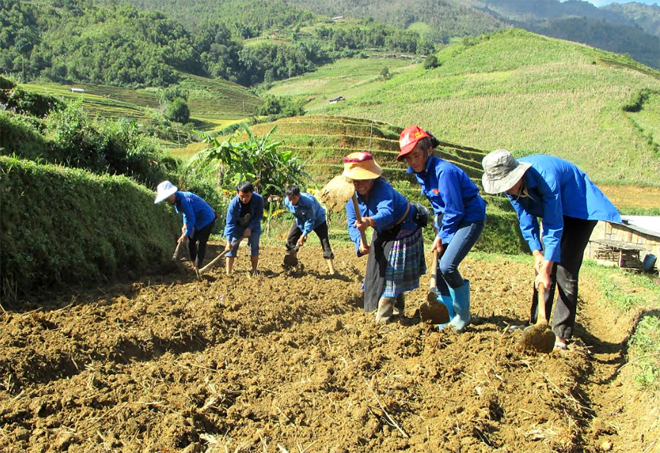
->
xmin=397 ymin=126 xmax=486 ymax=331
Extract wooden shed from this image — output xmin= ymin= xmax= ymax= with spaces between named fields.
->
xmin=585 ymin=216 xmax=660 ymax=270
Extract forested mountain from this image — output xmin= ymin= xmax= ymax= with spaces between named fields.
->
xmin=526 ymin=17 xmax=660 ymax=69
xmin=605 ymin=2 xmax=660 ymax=37
xmin=110 ymin=0 xmax=505 ymax=41
xmin=471 ymin=0 xmax=660 ymax=68
xmin=280 ymin=0 xmax=505 ymax=42
xmin=0 ymin=0 xmax=433 ymax=87
xmin=114 ymin=0 xmax=660 ymax=69
xmin=475 ymin=0 xmax=631 ymax=23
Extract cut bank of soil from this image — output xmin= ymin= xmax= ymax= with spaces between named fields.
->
xmin=0 ymin=245 xmax=657 ymax=453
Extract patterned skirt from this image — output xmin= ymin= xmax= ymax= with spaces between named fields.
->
xmin=363 ymin=225 xmax=426 ymax=312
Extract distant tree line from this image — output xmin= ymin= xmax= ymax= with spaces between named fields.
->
xmin=0 ymin=0 xmax=435 ymax=88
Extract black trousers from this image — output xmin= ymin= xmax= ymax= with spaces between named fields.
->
xmin=188 ymin=220 xmax=215 ymax=268
xmin=285 ymin=221 xmax=334 ymax=260
xmin=530 ymin=216 xmax=597 ymax=339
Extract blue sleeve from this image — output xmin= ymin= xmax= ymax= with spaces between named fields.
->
xmin=437 ymin=168 xmax=466 ymax=244
xmin=346 ymin=199 xmax=363 ymax=255
xmin=224 ymin=198 xmax=238 ymax=238
xmin=511 ymin=198 xmax=542 ymax=253
xmin=249 ymin=195 xmax=264 ymax=231
xmin=370 ymin=185 xmax=397 ymax=231
xmin=181 ymin=197 xmax=197 ymax=238
xmin=301 ymin=197 xmax=316 ymax=236
xmin=538 ymin=175 xmax=564 ymax=263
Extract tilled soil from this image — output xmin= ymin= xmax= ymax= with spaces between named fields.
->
xmin=0 ymin=245 xmax=657 ymax=453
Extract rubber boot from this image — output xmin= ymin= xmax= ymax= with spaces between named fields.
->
xmin=393 ymin=293 xmax=405 ymax=317
xmin=375 ymin=297 xmax=395 ymax=323
xmin=438 ymin=294 xmax=455 ymax=320
xmin=438 ymin=280 xmax=471 ymax=331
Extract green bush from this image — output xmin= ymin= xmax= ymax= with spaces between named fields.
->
xmin=164 ymin=97 xmax=190 ymax=124
xmin=0 ymin=156 xmax=180 ymax=301
xmin=0 ymin=111 xmax=49 ymax=160
xmin=0 ymin=76 xmax=15 ymax=90
xmin=0 ymin=87 xmax=63 ymax=117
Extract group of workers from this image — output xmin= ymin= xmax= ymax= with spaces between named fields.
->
xmin=154 ymin=125 xmax=621 ymax=351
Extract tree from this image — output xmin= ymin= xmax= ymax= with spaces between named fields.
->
xmin=380 ymin=66 xmax=390 ymax=80
xmin=164 ymin=97 xmax=190 ymax=124
xmin=424 ymin=54 xmax=439 ymax=69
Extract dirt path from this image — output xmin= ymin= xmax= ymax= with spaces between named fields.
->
xmin=574 ymin=276 xmax=660 ymax=453
xmin=0 ymin=245 xmax=657 ymax=453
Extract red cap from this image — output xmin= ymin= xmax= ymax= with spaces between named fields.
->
xmin=397 ymin=125 xmax=429 ymax=161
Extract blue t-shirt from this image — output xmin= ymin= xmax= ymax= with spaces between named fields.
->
xmin=345 ymin=177 xmax=415 ymax=254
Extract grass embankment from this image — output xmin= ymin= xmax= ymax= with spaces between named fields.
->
xmin=268 ymin=29 xmax=660 ymax=189
xmin=0 ymin=156 xmax=180 ymax=302
xmin=582 ymin=263 xmax=660 ymax=391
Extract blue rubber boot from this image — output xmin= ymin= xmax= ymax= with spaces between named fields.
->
xmin=438 ymin=294 xmax=455 ymax=320
xmin=438 ymin=280 xmax=471 ymax=331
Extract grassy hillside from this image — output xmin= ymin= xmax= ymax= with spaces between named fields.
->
xmin=19 ymin=74 xmax=261 ymax=132
xmin=267 ymin=30 xmax=660 ymax=188
xmin=267 ymin=56 xmax=419 ymax=111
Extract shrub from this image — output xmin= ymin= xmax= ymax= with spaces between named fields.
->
xmin=257 ymin=95 xmax=305 ymax=118
xmin=164 ymin=97 xmax=190 ymax=124
xmin=0 ymin=156 xmax=180 ymax=302
xmin=0 ymin=76 xmax=15 ymax=90
xmin=0 ymin=87 xmax=63 ymax=117
xmin=0 ymin=111 xmax=49 ymax=160
xmin=424 ymin=55 xmax=440 ymax=70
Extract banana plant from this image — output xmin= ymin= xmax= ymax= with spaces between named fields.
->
xmin=191 ymin=125 xmax=308 ymax=207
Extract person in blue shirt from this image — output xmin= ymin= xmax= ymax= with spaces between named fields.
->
xmin=343 ymin=151 xmax=426 ymax=323
xmin=397 ymin=125 xmax=487 ymax=331
xmin=284 ymin=185 xmax=335 ymax=273
xmin=223 ymin=181 xmax=264 ymax=275
xmin=482 ymin=149 xmax=622 ymax=349
xmin=155 ymin=181 xmax=217 ymax=271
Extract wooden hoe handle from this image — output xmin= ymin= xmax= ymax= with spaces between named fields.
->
xmin=536 ymin=282 xmax=548 ymax=326
xmin=430 ymin=249 xmax=439 ymax=290
xmin=351 ymin=193 xmax=368 ymax=249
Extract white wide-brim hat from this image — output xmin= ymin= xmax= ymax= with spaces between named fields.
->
xmin=154 ymin=180 xmax=178 ymax=203
xmin=481 ymin=149 xmax=531 ymax=194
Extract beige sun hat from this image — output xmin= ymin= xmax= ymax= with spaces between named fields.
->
xmin=154 ymin=180 xmax=178 ymax=203
xmin=481 ymin=149 xmax=531 ymax=194
xmin=342 ymin=152 xmax=383 ymax=180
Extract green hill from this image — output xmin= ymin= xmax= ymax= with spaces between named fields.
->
xmin=267 ymin=30 xmax=660 ymax=188
xmin=19 ymin=74 xmax=261 ymax=133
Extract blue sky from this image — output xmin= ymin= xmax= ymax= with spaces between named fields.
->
xmin=588 ymin=0 xmax=660 ymax=5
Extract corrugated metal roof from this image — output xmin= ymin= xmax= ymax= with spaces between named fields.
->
xmin=620 ymin=216 xmax=660 ymax=238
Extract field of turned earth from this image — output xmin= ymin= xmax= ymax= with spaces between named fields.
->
xmin=0 ymin=245 xmax=658 ymax=453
